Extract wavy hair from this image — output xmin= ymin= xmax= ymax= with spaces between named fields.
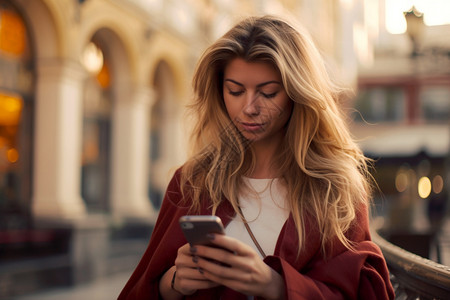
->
xmin=180 ymin=15 xmax=372 ymax=256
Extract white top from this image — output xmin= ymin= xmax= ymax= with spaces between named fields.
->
xmin=225 ymin=177 xmax=289 ymax=258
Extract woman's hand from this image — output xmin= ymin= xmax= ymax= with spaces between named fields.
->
xmin=191 ymin=234 xmax=285 ymax=300
xmin=160 ymin=243 xmax=220 ymax=300
xmin=174 ymin=243 xmax=221 ymax=294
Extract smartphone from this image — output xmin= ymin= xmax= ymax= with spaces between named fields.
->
xmin=179 ymin=215 xmax=225 ymax=246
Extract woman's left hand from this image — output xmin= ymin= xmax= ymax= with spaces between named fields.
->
xmin=190 ymin=234 xmax=285 ymax=300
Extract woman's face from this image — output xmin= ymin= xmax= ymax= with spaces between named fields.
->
xmin=223 ymin=58 xmax=292 ymax=145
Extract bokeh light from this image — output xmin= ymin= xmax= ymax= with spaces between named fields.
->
xmin=418 ymin=176 xmax=431 ymax=199
xmin=395 ymin=171 xmax=409 ymax=192
xmin=432 ymin=175 xmax=444 ymax=194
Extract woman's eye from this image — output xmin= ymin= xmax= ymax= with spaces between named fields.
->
xmin=260 ymin=91 xmax=277 ymax=99
xmin=228 ymin=90 xmax=244 ymax=96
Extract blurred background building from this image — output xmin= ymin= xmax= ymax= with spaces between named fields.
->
xmin=352 ymin=1 xmax=450 ymax=264
xmin=0 ymin=0 xmax=448 ymax=298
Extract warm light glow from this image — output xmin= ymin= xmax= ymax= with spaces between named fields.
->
xmin=340 ymin=0 xmax=354 ymax=9
xmin=6 ymin=148 xmax=19 ymax=163
xmin=0 ymin=9 xmax=26 ymax=56
xmin=96 ymin=62 xmax=110 ymax=88
xmin=395 ymin=172 xmax=409 ymax=192
xmin=81 ymin=42 xmax=104 ymax=74
xmin=418 ymin=176 xmax=431 ymax=199
xmin=0 ymin=93 xmax=23 ymax=125
xmin=432 ymin=175 xmax=444 ymax=194
xmin=385 ymin=0 xmax=450 ymax=34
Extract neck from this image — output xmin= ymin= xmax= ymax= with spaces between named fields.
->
xmin=248 ymin=138 xmax=282 ymax=179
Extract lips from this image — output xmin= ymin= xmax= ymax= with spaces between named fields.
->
xmin=240 ymin=121 xmax=265 ymax=132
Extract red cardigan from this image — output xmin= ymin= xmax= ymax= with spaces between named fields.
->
xmin=118 ymin=169 xmax=394 ymax=299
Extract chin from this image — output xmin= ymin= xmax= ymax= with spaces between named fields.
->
xmin=241 ymin=132 xmax=263 ymax=142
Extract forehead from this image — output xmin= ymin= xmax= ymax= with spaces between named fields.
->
xmin=223 ymin=58 xmax=281 ymax=84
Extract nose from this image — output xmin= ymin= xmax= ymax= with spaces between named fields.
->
xmin=242 ymin=93 xmax=260 ymax=116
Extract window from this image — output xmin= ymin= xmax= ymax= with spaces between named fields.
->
xmin=420 ymin=86 xmax=450 ymax=122
xmin=353 ymin=87 xmax=405 ymax=123
xmin=0 ymin=3 xmax=34 ymax=231
xmin=81 ymin=41 xmax=111 ymax=213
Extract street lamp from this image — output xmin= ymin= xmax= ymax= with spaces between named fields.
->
xmin=404 ymin=6 xmax=424 ymax=57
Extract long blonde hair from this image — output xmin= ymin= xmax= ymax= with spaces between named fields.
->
xmin=181 ymin=15 xmax=372 ymax=256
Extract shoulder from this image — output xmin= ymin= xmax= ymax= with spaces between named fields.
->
xmin=163 ymin=166 xmax=203 ymax=208
xmin=166 ymin=167 xmax=182 ymax=192
xmin=163 ymin=167 xmax=186 ymax=206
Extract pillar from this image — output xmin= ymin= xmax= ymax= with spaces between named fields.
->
xmin=110 ymin=85 xmax=157 ymax=221
xmin=32 ymin=59 xmax=87 ymax=219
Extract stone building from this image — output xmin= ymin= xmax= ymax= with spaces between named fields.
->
xmin=0 ymin=0 xmax=369 ymax=297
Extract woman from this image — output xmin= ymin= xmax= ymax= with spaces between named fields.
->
xmin=119 ymin=15 xmax=394 ymax=300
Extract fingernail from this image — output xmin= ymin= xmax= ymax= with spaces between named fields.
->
xmin=192 ymin=255 xmax=198 ymax=263
xmin=206 ymin=233 xmax=215 ymax=240
xmin=190 ymin=246 xmax=197 ymax=253
xmin=197 ymin=267 xmax=204 ymax=274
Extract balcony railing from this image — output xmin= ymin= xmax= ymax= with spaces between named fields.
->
xmin=371 ymin=226 xmax=450 ymax=299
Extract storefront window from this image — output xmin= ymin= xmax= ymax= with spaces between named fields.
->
xmin=420 ymin=86 xmax=450 ymax=122
xmin=0 ymin=2 xmax=34 ymax=230
xmin=353 ymin=87 xmax=405 ymax=123
xmin=81 ymin=41 xmax=111 ymax=213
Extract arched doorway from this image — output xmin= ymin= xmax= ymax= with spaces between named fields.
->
xmin=149 ymin=61 xmax=178 ymax=209
xmin=0 ymin=0 xmax=35 ymax=231
xmin=80 ymin=33 xmax=112 ymax=213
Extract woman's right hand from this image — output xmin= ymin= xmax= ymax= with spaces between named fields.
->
xmin=160 ymin=243 xmax=221 ymax=299
xmin=174 ymin=243 xmax=221 ymax=295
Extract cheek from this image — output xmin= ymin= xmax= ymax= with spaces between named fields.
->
xmin=223 ymin=96 xmax=238 ymax=118
xmin=223 ymin=96 xmax=231 ymax=115
xmin=273 ymin=95 xmax=292 ymax=114
xmin=277 ymin=99 xmax=293 ymax=125
xmin=284 ymin=100 xmax=293 ymax=117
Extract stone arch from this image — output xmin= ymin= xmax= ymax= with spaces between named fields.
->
xmin=145 ymin=34 xmax=191 ymax=209
xmin=85 ymin=27 xmax=133 ymax=100
xmin=77 ymin=9 xmax=142 ymax=88
xmin=11 ymin=0 xmax=61 ymax=58
xmin=148 ymin=60 xmax=180 ymax=208
xmin=145 ymin=32 xmax=190 ymax=102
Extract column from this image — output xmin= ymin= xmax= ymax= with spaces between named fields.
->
xmin=110 ymin=85 xmax=157 ymax=221
xmin=32 ymin=59 xmax=87 ymax=219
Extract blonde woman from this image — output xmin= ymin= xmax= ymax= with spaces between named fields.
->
xmin=119 ymin=15 xmax=394 ymax=300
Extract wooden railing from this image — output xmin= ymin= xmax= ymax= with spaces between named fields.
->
xmin=371 ymin=228 xmax=450 ymax=299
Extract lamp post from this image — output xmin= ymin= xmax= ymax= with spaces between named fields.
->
xmin=404 ymin=6 xmax=424 ymax=57
xmin=403 ymin=6 xmax=425 ymax=123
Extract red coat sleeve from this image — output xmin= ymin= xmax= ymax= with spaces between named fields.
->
xmin=263 ymin=206 xmax=394 ymax=300
xmin=118 ymin=169 xmax=190 ymax=299
xmin=118 ymin=169 xmax=237 ymax=300
xmin=264 ymin=241 xmax=393 ymax=299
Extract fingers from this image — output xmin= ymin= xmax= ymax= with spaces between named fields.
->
xmin=197 ymin=255 xmax=253 ymax=282
xmin=173 ymin=243 xmax=221 ymax=295
xmin=176 ymin=267 xmax=220 ymax=292
xmin=190 ymin=245 xmax=280 ymax=298
xmin=206 ymin=233 xmax=254 ymax=257
xmin=190 ymin=240 xmax=262 ymax=282
xmin=183 ymin=239 xmax=284 ymax=298
xmin=191 ymin=235 xmax=257 ymax=270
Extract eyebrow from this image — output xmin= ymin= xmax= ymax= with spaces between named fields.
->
xmin=224 ymin=79 xmax=281 ymax=88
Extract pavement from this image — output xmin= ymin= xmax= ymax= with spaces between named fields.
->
xmin=14 ymin=271 xmax=132 ymax=300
